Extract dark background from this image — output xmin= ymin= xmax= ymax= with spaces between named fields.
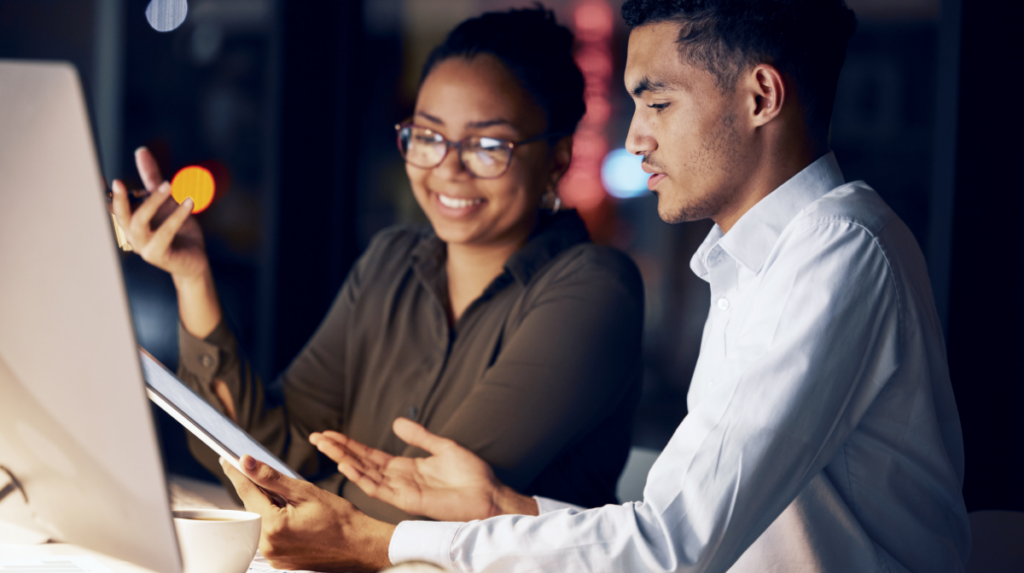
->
xmin=0 ymin=0 xmax=1020 ymax=513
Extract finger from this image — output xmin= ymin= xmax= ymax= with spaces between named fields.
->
xmin=240 ymin=455 xmax=305 ymax=503
xmin=128 ymin=182 xmax=173 ymax=239
xmin=111 ymin=180 xmax=133 ymax=232
xmin=339 ymin=465 xmax=388 ymax=500
xmin=310 ymin=433 xmax=359 ymax=464
xmin=312 ymin=435 xmax=388 ymax=485
xmin=321 ymin=430 xmax=394 ymax=467
xmin=143 ymin=197 xmax=193 ymax=255
xmin=393 ymin=418 xmax=453 ymax=456
xmin=220 ymin=457 xmax=276 ymax=515
xmin=135 ymin=146 xmax=165 ymax=191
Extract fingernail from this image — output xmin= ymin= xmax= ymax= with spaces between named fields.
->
xmin=244 ymin=456 xmax=257 ymax=471
xmin=135 ymin=146 xmax=147 ymax=154
xmin=112 ymin=181 xmax=123 ymax=194
xmin=183 ymin=197 xmax=194 ymax=208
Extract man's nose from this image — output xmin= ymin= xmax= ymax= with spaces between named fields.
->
xmin=625 ymin=116 xmax=655 ymax=157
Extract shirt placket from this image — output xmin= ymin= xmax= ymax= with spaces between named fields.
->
xmin=705 ymin=245 xmax=739 ymax=387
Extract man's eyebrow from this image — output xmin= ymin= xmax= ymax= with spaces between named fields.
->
xmin=630 ymin=76 xmax=671 ymax=97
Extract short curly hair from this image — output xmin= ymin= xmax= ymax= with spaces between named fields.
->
xmin=622 ymin=0 xmax=857 ymax=141
xmin=420 ymin=7 xmax=586 ymax=136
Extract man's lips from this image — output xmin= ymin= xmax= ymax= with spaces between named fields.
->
xmin=647 ymin=173 xmax=667 ymax=190
xmin=641 ymin=161 xmax=666 ymax=190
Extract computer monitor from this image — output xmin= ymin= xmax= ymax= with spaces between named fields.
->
xmin=0 ymin=60 xmax=181 ymax=573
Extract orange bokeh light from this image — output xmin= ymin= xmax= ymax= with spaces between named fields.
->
xmin=171 ymin=165 xmax=215 ymax=214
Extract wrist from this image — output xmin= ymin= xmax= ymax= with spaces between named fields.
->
xmin=173 ymin=268 xmax=223 ymax=339
xmin=491 ymin=484 xmax=538 ymax=517
xmin=351 ymin=514 xmax=396 ymax=572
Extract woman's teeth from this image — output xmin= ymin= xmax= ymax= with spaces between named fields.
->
xmin=438 ymin=194 xmax=485 ymax=209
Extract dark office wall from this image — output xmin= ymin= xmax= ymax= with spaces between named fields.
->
xmin=944 ymin=0 xmax=1024 ymax=512
xmin=265 ymin=0 xmax=364 ymax=376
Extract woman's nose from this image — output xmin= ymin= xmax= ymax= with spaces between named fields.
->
xmin=432 ymin=143 xmax=469 ymax=180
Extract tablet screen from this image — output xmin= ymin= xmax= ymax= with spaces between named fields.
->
xmin=139 ymin=348 xmax=302 ymax=480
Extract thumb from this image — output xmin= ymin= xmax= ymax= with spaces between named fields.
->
xmin=240 ymin=455 xmax=305 ymax=503
xmin=392 ymin=418 xmax=452 ymax=455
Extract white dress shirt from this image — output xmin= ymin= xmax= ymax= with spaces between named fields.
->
xmin=389 ymin=153 xmax=971 ymax=572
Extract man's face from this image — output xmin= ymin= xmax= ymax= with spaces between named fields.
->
xmin=624 ymin=22 xmax=754 ymax=225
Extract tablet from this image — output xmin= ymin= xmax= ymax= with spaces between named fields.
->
xmin=139 ymin=348 xmax=302 ymax=481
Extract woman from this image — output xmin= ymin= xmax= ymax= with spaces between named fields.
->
xmin=112 ymin=7 xmax=644 ymax=523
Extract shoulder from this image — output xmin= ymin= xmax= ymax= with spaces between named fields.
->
xmin=533 ymin=243 xmax=645 ymax=302
xmin=790 ymin=181 xmax=897 ymax=240
xmin=770 ymin=182 xmax=923 ymax=307
xmin=349 ymin=224 xmax=433 ymax=284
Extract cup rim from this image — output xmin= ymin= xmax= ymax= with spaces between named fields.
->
xmin=172 ymin=509 xmax=261 ymax=523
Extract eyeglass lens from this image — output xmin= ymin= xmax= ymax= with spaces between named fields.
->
xmin=399 ymin=126 xmax=512 ymax=178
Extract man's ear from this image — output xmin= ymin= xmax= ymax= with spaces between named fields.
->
xmin=747 ymin=64 xmax=786 ymax=128
xmin=548 ymin=135 xmax=574 ymax=188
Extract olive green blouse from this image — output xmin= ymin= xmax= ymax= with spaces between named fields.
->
xmin=178 ymin=210 xmax=644 ymax=524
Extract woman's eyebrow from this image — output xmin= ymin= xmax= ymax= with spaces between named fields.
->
xmin=416 ymin=111 xmax=444 ymax=124
xmin=465 ymin=118 xmax=512 ymax=129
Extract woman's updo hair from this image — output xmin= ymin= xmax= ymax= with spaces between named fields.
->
xmin=420 ymin=6 xmax=587 ymax=136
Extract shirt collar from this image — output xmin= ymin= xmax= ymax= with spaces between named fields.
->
xmin=691 ymin=152 xmax=845 ymax=279
xmin=410 ymin=209 xmax=591 ymax=292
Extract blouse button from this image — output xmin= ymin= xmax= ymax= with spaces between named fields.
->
xmin=408 ymin=406 xmax=419 ymax=419
xmin=199 ymin=354 xmax=214 ymax=368
xmin=717 ymin=297 xmax=730 ymax=311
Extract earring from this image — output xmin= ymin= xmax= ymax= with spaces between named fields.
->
xmin=542 ymin=186 xmax=561 ymax=213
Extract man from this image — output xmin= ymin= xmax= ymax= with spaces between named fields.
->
xmin=220 ymin=1 xmax=971 ymax=571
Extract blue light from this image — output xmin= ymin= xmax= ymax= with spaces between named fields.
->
xmin=601 ymin=148 xmax=649 ymax=199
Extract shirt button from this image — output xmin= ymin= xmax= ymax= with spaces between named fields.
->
xmin=199 ymin=354 xmax=214 ymax=368
xmin=717 ymin=297 xmax=730 ymax=311
xmin=407 ymin=406 xmax=419 ymax=419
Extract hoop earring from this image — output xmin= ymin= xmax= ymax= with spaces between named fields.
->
xmin=542 ymin=187 xmax=561 ymax=213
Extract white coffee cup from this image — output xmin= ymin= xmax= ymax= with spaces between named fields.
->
xmin=173 ymin=509 xmax=261 ymax=573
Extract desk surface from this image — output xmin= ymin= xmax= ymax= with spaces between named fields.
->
xmin=0 ymin=474 xmax=246 ymax=573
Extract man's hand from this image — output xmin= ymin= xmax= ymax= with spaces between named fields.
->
xmin=310 ymin=418 xmax=538 ymax=522
xmin=220 ymin=455 xmax=395 ymax=573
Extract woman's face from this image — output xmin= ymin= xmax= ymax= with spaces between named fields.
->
xmin=408 ymin=55 xmax=561 ymax=249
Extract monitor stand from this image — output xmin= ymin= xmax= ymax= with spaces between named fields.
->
xmin=0 ymin=465 xmax=27 ymax=505
xmin=0 ymin=465 xmax=49 ymax=545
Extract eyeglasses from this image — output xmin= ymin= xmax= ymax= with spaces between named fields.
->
xmin=395 ymin=123 xmax=568 ymax=179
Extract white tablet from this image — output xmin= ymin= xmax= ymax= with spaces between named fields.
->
xmin=139 ymin=348 xmax=302 ymax=481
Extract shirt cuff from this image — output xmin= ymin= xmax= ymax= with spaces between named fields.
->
xmin=178 ymin=320 xmax=232 ymax=382
xmin=388 ymin=520 xmax=462 ymax=570
xmin=534 ymin=496 xmax=584 ymax=515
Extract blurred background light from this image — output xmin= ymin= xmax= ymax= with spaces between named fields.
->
xmin=171 ymin=165 xmax=215 ymax=213
xmin=146 ymin=0 xmax=188 ymax=33
xmin=601 ymin=148 xmax=649 ymax=199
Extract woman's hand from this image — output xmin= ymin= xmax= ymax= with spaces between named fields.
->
xmin=111 ymin=147 xmax=209 ymax=281
xmin=113 ymin=147 xmax=223 ymax=339
xmin=310 ymin=418 xmax=538 ymax=522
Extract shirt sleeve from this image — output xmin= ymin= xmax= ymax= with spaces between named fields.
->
xmin=389 ymin=221 xmax=903 ymax=572
xmin=534 ymin=497 xmax=582 ymax=515
xmin=406 ymin=247 xmax=644 ymax=499
xmin=178 ymin=239 xmax=375 ymax=487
